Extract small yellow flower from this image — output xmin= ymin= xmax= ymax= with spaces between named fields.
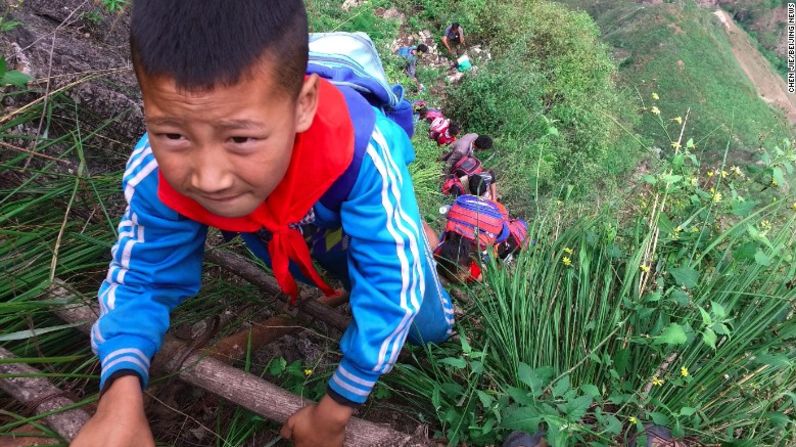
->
xmin=303 ymin=368 xmax=313 ymax=377
xmin=671 ymin=141 xmax=681 ymax=151
xmin=562 ymin=256 xmax=572 ymax=267
xmin=629 ymin=416 xmax=638 ymax=425
xmin=730 ymin=166 xmax=743 ymax=177
xmin=771 ymin=179 xmax=779 ymax=188
xmin=761 ymin=220 xmax=772 ymax=231
xmin=791 ymin=202 xmax=796 ymax=211
xmin=640 ymin=264 xmax=651 ymax=273
xmin=721 ymin=170 xmax=729 ymax=178
xmin=689 ymin=176 xmax=698 ymax=187
xmin=652 ymin=92 xmax=660 ymax=100
xmin=651 ymin=376 xmax=664 ymax=387
xmin=712 ymin=191 xmax=723 ymax=203
xmin=690 ymin=227 xmax=700 ymax=234
xmin=706 ymin=170 xmax=714 ymax=178
xmin=650 ymin=106 xmax=661 ymax=116
xmin=672 ymin=116 xmax=682 ymax=125
xmin=680 ymin=367 xmax=689 ymax=377
xmin=563 ymin=247 xmax=573 ymax=255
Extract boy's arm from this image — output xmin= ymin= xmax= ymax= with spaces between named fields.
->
xmin=91 ymin=139 xmax=207 ymax=393
xmin=331 ymin=122 xmax=429 ymax=405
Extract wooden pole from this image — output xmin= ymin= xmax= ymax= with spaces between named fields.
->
xmin=0 ymin=347 xmax=91 ymax=441
xmin=47 ymin=281 xmax=413 ymax=447
xmin=204 ymin=249 xmax=351 ymax=331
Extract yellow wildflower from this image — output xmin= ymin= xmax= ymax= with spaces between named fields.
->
xmin=650 ymin=106 xmax=661 ymax=116
xmin=712 ymin=191 xmax=722 ymax=203
xmin=562 ymin=256 xmax=572 ymax=267
xmin=690 ymin=227 xmax=700 ymax=233
xmin=706 ymin=170 xmax=714 ymax=178
xmin=563 ymin=247 xmax=574 ymax=255
xmin=652 ymin=92 xmax=660 ymax=100
xmin=672 ymin=116 xmax=682 ymax=125
xmin=680 ymin=367 xmax=689 ymax=378
xmin=303 ymin=368 xmax=313 ymax=377
xmin=689 ymin=176 xmax=698 ymax=187
xmin=791 ymin=202 xmax=796 ymax=211
xmin=761 ymin=220 xmax=772 ymax=231
xmin=730 ymin=166 xmax=743 ymax=177
xmin=651 ymin=376 xmax=664 ymax=387
xmin=629 ymin=416 xmax=638 ymax=425
xmin=721 ymin=170 xmax=729 ymax=178
xmin=640 ymin=264 xmax=651 ymax=273
xmin=771 ymin=179 xmax=779 ymax=188
xmin=671 ymin=141 xmax=681 ymax=151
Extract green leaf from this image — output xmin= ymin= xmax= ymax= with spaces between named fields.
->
xmin=439 ymin=357 xmax=467 ymax=369
xmin=654 ymin=323 xmax=688 ymax=345
xmin=547 ymin=126 xmax=559 ymax=137
xmin=671 ymin=289 xmax=690 ymax=306
xmin=552 ymin=375 xmax=571 ymax=398
xmin=2 ymin=70 xmax=31 ymax=87
xmin=562 ymin=395 xmax=592 ymax=420
xmin=0 ymin=323 xmax=84 ymax=341
xmin=501 ymin=406 xmax=542 ymax=433
xmin=661 ymin=174 xmax=682 ymax=186
xmin=604 ymin=414 xmax=622 ymax=435
xmin=772 ymin=167 xmax=786 ymax=187
xmin=476 ymin=390 xmax=494 ymax=409
xmin=754 ymin=250 xmax=771 ymax=267
xmin=507 ymin=386 xmax=535 ymax=406
xmin=679 ymin=407 xmax=697 ymax=417
xmin=642 ymin=175 xmax=658 ymax=185
xmin=614 ymin=349 xmax=629 ymax=375
xmin=670 ymin=266 xmax=698 ymax=289
xmin=699 ymin=306 xmax=712 ymax=327
xmin=518 ymin=362 xmax=537 ymax=390
xmin=581 ymin=384 xmax=600 ymax=398
xmin=703 ymin=328 xmax=717 ymax=350
xmin=710 ymin=301 xmax=727 ymax=320
xmin=650 ymin=412 xmax=671 ymax=427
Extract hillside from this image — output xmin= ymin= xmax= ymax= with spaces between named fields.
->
xmin=558 ymin=0 xmax=793 ymax=160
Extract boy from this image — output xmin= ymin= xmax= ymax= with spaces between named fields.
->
xmin=430 ymin=118 xmax=460 ymax=146
xmin=442 ymin=22 xmax=465 ymax=56
xmin=440 ymin=133 xmax=493 ymax=173
xmin=72 ymin=2 xmax=454 ymax=447
xmin=396 ymin=43 xmax=429 ymax=90
xmin=433 ymin=194 xmax=509 ymax=283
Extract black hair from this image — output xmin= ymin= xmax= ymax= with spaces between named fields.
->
xmin=451 ymin=22 xmax=460 ymax=29
xmin=448 ymin=122 xmax=461 ymax=136
xmin=417 ymin=43 xmax=429 ymax=53
xmin=469 ymin=174 xmax=489 ymax=197
xmin=498 ymin=236 xmax=519 ymax=260
xmin=130 ymin=0 xmax=308 ymax=95
xmin=474 ymin=135 xmax=493 ymax=150
xmin=435 ymin=232 xmax=477 ymax=282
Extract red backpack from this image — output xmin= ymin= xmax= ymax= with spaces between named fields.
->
xmin=441 ymin=176 xmax=465 ymax=197
xmin=452 ymin=156 xmax=483 ymax=177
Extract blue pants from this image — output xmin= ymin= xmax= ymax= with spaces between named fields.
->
xmin=238 ymin=228 xmax=454 ymax=344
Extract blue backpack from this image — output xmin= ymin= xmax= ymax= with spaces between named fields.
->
xmin=307 ymin=32 xmax=415 ymax=211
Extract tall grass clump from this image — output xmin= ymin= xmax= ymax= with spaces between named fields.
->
xmin=389 ymin=126 xmax=796 ymax=445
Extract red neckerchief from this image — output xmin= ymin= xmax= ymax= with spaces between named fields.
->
xmin=467 ymin=261 xmax=482 ymax=283
xmin=157 ymin=78 xmax=354 ymax=302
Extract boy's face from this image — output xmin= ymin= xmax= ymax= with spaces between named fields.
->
xmin=139 ymin=61 xmax=318 ymax=218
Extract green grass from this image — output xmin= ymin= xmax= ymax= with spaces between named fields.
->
xmin=558 ymin=0 xmax=793 ymax=159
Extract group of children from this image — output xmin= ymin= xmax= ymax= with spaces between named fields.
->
xmin=414 ymin=101 xmax=530 ymax=284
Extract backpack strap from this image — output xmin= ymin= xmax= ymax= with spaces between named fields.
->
xmin=319 ymin=85 xmax=375 ymax=212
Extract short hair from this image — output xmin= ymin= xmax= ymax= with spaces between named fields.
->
xmin=451 ymin=22 xmax=460 ymax=30
xmin=130 ymin=0 xmax=308 ymax=95
xmin=448 ymin=122 xmax=461 ymax=136
xmin=435 ymin=232 xmax=477 ymax=281
xmin=474 ymin=135 xmax=493 ymax=150
xmin=469 ymin=174 xmax=489 ymax=197
xmin=417 ymin=43 xmax=429 ymax=53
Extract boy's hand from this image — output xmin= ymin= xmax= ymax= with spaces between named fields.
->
xmin=72 ymin=375 xmax=154 ymax=447
xmin=280 ymin=394 xmax=354 ymax=447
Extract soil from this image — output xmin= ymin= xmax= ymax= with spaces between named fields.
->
xmin=712 ymin=9 xmax=796 ymax=124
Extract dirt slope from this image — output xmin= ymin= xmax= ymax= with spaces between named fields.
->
xmin=713 ymin=9 xmax=796 ymax=124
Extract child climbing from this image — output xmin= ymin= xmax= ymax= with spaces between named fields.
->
xmin=433 ymin=194 xmax=510 ymax=283
xmin=73 ymin=2 xmax=454 ymax=447
xmin=396 ymin=43 xmax=429 ymax=91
